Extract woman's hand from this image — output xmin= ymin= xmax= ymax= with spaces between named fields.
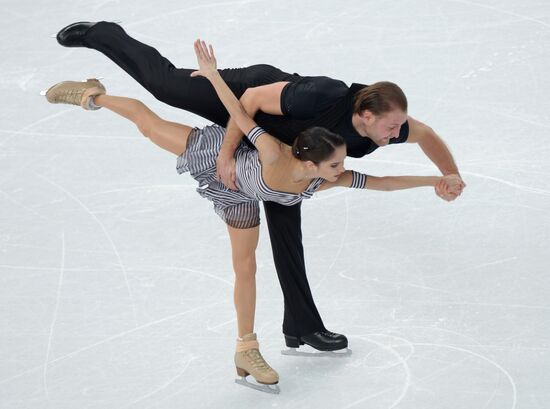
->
xmin=216 ymin=151 xmax=238 ymax=190
xmin=435 ymin=174 xmax=465 ymax=201
xmin=190 ymin=39 xmax=218 ymax=78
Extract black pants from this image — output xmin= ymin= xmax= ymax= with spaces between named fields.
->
xmin=83 ymin=22 xmax=326 ymax=336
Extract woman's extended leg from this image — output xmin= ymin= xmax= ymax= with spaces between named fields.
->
xmin=94 ymin=94 xmax=192 ymax=155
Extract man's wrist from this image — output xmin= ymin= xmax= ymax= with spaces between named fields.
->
xmin=441 ymin=169 xmax=460 ymax=177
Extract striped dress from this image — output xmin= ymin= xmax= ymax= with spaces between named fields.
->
xmin=176 ymin=124 xmax=366 ymax=229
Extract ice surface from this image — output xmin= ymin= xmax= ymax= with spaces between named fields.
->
xmin=1 ymin=1 xmax=549 ymax=408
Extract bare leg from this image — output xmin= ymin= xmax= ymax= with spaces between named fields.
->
xmin=227 ymin=225 xmax=259 ymax=337
xmin=94 ymin=94 xmax=192 ymax=155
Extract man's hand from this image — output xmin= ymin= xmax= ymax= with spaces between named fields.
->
xmin=216 ymin=151 xmax=238 ymax=190
xmin=435 ymin=174 xmax=466 ymax=202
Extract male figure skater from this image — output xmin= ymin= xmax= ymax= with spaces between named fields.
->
xmin=55 ymin=21 xmax=464 ymax=352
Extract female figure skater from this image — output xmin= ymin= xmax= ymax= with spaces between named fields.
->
xmin=44 ymin=40 xmax=463 ymax=390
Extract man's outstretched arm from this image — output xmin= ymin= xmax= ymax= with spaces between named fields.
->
xmin=406 ymin=116 xmax=465 ymax=201
xmin=217 ymin=82 xmax=289 ymax=189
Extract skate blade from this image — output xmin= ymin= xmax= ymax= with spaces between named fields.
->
xmin=235 ymin=377 xmax=280 ymax=394
xmin=281 ymin=347 xmax=353 ymax=358
xmin=81 ymin=77 xmax=104 ymax=81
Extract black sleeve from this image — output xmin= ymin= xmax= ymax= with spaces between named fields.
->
xmin=389 ymin=120 xmax=410 ymax=144
xmin=280 ymin=76 xmax=349 ymax=119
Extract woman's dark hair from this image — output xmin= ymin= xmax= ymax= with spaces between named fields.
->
xmin=292 ymin=127 xmax=345 ymax=164
xmin=353 ymin=81 xmax=407 ymax=115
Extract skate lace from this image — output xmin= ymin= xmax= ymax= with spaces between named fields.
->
xmin=53 ymin=87 xmax=85 ymax=105
xmin=245 ymin=349 xmax=271 ymax=371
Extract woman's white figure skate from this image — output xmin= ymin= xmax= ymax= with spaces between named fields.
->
xmin=234 ymin=333 xmax=280 ymax=394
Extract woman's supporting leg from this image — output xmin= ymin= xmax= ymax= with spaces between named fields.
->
xmin=226 ymin=225 xmax=260 ymax=337
xmin=94 ymin=94 xmax=192 ymax=155
xmin=228 ymin=224 xmax=279 ymax=387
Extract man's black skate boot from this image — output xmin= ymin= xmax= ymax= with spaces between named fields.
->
xmin=56 ymin=22 xmax=96 ymax=47
xmin=285 ymin=330 xmax=348 ymax=351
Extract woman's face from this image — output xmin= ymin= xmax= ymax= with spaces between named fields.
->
xmin=316 ymin=145 xmax=347 ymax=182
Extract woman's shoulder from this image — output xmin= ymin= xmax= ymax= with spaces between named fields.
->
xmin=257 ymin=137 xmax=287 ymax=166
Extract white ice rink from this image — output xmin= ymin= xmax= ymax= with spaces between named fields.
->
xmin=1 ymin=0 xmax=549 ymax=408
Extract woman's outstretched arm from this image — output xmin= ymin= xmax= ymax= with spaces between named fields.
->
xmin=317 ymin=171 xmax=465 ymax=195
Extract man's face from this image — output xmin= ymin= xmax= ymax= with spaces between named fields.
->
xmin=361 ymin=109 xmax=408 ymax=146
xmin=316 ymin=145 xmax=347 ymax=182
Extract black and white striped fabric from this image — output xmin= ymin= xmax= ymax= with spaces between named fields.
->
xmin=350 ymin=171 xmax=367 ymax=189
xmin=177 ymin=124 xmax=366 ymax=229
xmin=177 ymin=125 xmax=260 ymax=229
